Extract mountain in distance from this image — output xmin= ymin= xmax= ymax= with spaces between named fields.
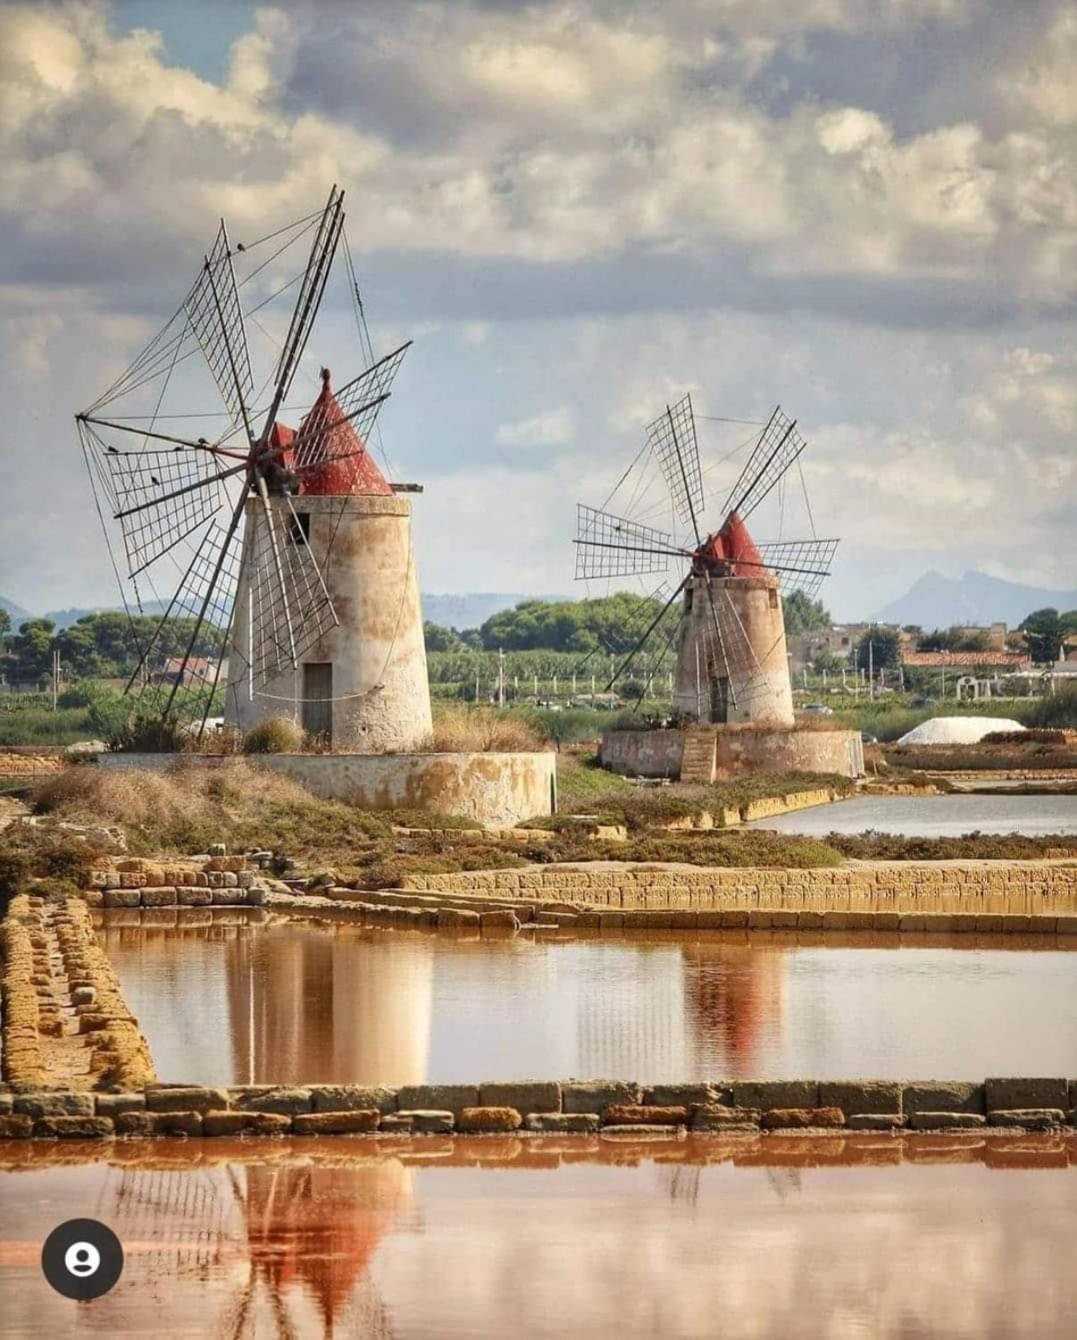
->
xmin=0 ymin=596 xmax=33 ymax=627
xmin=876 ymin=570 xmax=1077 ymax=628
xmin=1 ymin=593 xmax=573 ymax=634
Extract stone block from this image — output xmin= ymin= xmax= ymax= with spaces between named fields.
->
xmin=563 ymin=1081 xmax=642 ymax=1114
xmin=458 ymin=1106 xmax=523 ymax=1133
xmin=293 ymin=1109 xmax=380 ymax=1135
xmin=906 ymin=1111 xmax=987 ymax=1130
xmin=397 ymin=1109 xmax=454 ymax=1133
xmin=479 ymin=910 xmax=519 ymax=931
xmin=902 ymin=1082 xmax=984 ymax=1117
xmin=0 ymin=1115 xmax=32 ymax=1138
xmin=984 ymin=1078 xmax=1068 ymax=1112
xmin=231 ymin=1086 xmax=312 ymax=1115
xmin=146 ymin=1086 xmax=230 ymax=1114
xmin=871 ymin=912 xmax=901 ymax=931
xmin=211 ymin=888 xmax=247 ymax=905
xmin=378 ymin=1113 xmax=414 ymax=1132
xmin=480 ymin=1081 xmax=560 ymax=1114
xmin=15 ymin=1092 xmax=95 ymax=1118
xmin=600 ymin=1125 xmax=687 ymax=1139
xmin=987 ymin=1109 xmax=1064 ymax=1130
xmin=818 ymin=1081 xmax=902 ymax=1117
xmin=396 ymin=1085 xmax=478 ymax=1117
xmin=690 ymin=1105 xmax=761 ymax=1131
xmin=643 ymin=1083 xmax=728 ymax=1108
xmin=116 ymin=1110 xmax=203 ymax=1136
xmin=95 ymin=1093 xmax=145 ymax=1118
xmin=141 ymin=887 xmax=177 ymax=908
xmin=311 ymin=1085 xmax=397 ymax=1114
xmin=603 ymin=1104 xmax=686 ymax=1126
xmin=437 ymin=908 xmax=480 ymax=928
xmin=71 ymin=986 xmax=96 ymax=1007
xmin=523 ymin=1112 xmax=599 ymax=1133
xmin=203 ymin=1110 xmax=291 ymax=1136
xmin=761 ymin=1107 xmax=845 ymax=1130
xmin=847 ymin=1113 xmax=905 ymax=1131
xmin=1056 ymin=916 xmax=1077 ymax=935
xmin=720 ymin=910 xmax=749 ymax=929
xmin=177 ymin=887 xmax=213 ymax=907
xmin=0 ymin=1095 xmax=12 ymax=1116
xmin=33 ymin=1116 xmax=114 ymax=1139
xmin=732 ymin=1081 xmax=818 ymax=1112
xmin=103 ymin=889 xmax=141 ymax=908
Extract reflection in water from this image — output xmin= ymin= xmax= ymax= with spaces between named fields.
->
xmin=752 ymin=791 xmax=1077 ymax=837
xmin=101 ymin=914 xmax=1077 ymax=1083
xmin=2 ymin=1137 xmax=1076 ymax=1338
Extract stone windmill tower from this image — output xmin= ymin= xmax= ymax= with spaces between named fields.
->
xmin=225 ymin=364 xmax=432 ymax=750
xmin=575 ymin=395 xmax=838 ymax=726
xmin=76 ymin=186 xmax=432 ymax=751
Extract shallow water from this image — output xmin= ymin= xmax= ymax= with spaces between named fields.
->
xmin=1 ymin=1138 xmax=1075 ymax=1338
xmin=752 ymin=792 xmax=1077 ymax=837
xmin=101 ymin=915 xmax=1077 ymax=1085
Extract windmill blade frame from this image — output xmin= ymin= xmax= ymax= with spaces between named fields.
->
xmin=574 ymin=504 xmax=683 ymax=580
xmin=755 ymin=538 xmax=839 ymax=599
xmin=646 ymin=393 xmax=705 ymax=543
xmin=720 ymin=405 xmax=807 ymax=522
xmin=184 ymin=221 xmax=256 ymax=441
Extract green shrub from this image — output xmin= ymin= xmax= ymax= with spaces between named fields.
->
xmin=0 ymin=845 xmax=30 ymax=902
xmin=242 ymin=715 xmax=305 ymax=754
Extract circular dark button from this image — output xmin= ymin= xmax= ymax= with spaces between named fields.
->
xmin=41 ymin=1219 xmax=124 ymax=1301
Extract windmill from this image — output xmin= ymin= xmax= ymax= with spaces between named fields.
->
xmin=574 ymin=394 xmax=838 ymax=726
xmin=76 ymin=187 xmax=432 ymax=750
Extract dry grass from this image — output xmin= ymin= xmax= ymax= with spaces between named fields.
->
xmin=423 ymin=705 xmax=546 ymax=753
xmin=242 ymin=715 xmax=305 ymax=754
xmin=32 ymin=762 xmax=390 ymax=858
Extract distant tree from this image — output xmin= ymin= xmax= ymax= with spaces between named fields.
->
xmin=0 ymin=609 xmax=10 ymax=644
xmin=478 ymin=593 xmax=666 ymax=654
xmin=917 ymin=626 xmax=990 ymax=653
xmin=459 ymin=628 xmax=484 ymax=651
xmin=782 ymin=590 xmax=831 ymax=636
xmin=1020 ymin=608 xmax=1072 ymax=663
xmin=855 ymin=625 xmax=902 ymax=672
xmin=811 ymin=649 xmax=844 ymax=674
xmin=423 ymin=621 xmax=462 ymax=652
xmin=4 ymin=618 xmax=55 ymax=684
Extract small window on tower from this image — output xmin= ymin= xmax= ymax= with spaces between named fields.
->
xmin=289 ymin=512 xmax=311 ymax=545
xmin=769 ymin=588 xmax=779 ymax=610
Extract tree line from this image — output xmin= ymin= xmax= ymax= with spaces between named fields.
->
xmin=0 ymin=609 xmax=225 ymax=686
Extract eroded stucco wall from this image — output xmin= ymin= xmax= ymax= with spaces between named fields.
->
xmin=99 ymin=751 xmax=556 ymax=828
xmin=600 ymin=727 xmax=863 ymax=779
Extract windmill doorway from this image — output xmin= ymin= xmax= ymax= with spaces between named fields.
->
xmin=709 ymin=675 xmax=730 ymax=724
xmin=302 ymin=663 xmax=332 ymax=745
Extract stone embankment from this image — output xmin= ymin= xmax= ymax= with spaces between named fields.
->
xmin=84 ymin=855 xmax=267 ymax=909
xmin=1 ymin=1077 xmax=1075 ymax=1141
xmin=0 ymin=895 xmax=155 ymax=1092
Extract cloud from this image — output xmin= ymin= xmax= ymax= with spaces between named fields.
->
xmin=494 ymin=407 xmax=575 ymax=448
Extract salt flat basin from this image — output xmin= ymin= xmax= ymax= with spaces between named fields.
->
xmin=100 ymin=914 xmax=1077 ymax=1085
xmin=750 ymin=792 xmax=1077 ymax=837
xmin=1 ymin=1140 xmax=1075 ymax=1338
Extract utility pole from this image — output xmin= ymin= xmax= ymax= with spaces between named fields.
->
xmin=868 ymin=639 xmax=874 ymax=700
xmin=52 ymin=649 xmax=60 ymax=710
xmin=497 ymin=648 xmax=505 ymax=708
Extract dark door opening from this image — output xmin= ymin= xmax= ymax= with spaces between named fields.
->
xmin=709 ymin=675 xmax=730 ymax=724
xmin=301 ymin=662 xmax=332 ymax=744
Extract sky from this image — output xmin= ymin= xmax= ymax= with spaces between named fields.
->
xmin=0 ymin=0 xmax=1075 ymax=621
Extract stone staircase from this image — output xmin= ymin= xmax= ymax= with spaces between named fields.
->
xmin=679 ymin=727 xmax=717 ymax=784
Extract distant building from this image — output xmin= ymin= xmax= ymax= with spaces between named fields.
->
xmin=152 ymin=656 xmax=226 ymax=687
xmin=901 ymin=649 xmax=1031 ymax=671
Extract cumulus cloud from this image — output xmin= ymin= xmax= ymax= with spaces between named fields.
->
xmin=495 ymin=407 xmax=575 ymax=448
xmin=1 ymin=0 xmax=1076 ymax=614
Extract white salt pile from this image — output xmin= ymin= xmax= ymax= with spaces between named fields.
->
xmin=897 ymin=716 xmax=1026 ymax=745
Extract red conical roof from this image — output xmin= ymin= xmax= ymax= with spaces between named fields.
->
xmin=275 ymin=368 xmax=392 ymax=497
xmin=699 ymin=511 xmax=768 ymax=577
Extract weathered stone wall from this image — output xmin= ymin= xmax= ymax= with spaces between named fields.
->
xmin=599 ymin=725 xmax=863 ymax=780
xmin=1 ymin=1076 xmax=1075 ymax=1140
xmin=1 ymin=895 xmax=156 ymax=1091
xmin=99 ymin=750 xmax=557 ymax=827
xmin=406 ymin=860 xmax=1077 ymax=918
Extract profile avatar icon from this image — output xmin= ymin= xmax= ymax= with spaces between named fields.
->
xmin=41 ymin=1220 xmax=123 ymax=1301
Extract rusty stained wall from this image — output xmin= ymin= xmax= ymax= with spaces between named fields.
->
xmin=673 ymin=575 xmax=794 ymax=728
xmin=225 ymin=494 xmax=432 ymax=752
xmin=600 ymin=726 xmax=863 ymax=779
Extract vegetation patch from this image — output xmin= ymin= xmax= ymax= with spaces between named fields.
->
xmin=824 ymin=831 xmax=1077 ymax=861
